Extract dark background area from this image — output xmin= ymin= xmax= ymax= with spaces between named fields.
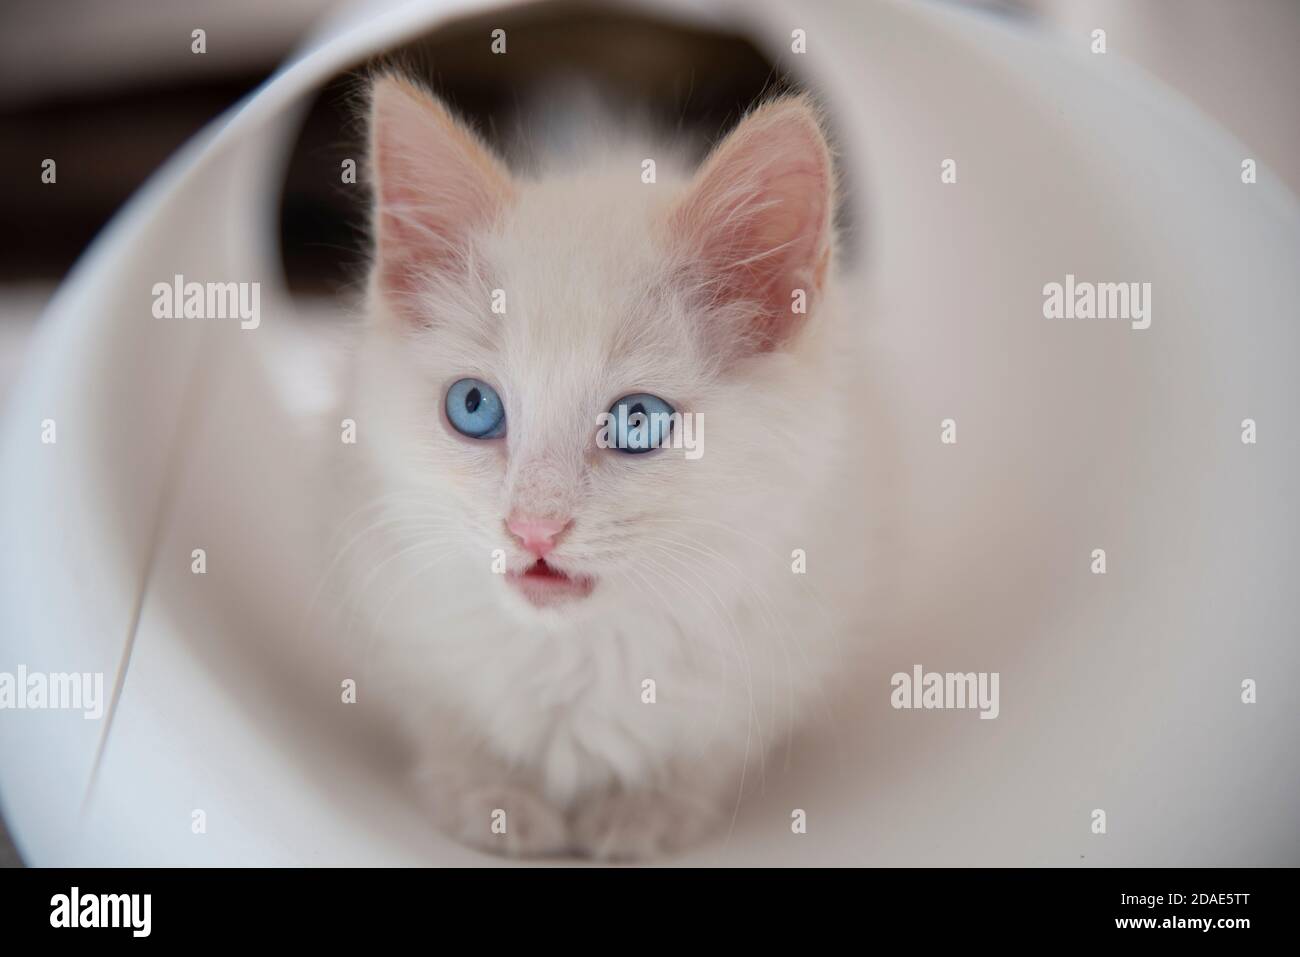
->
xmin=0 ymin=1 xmax=817 ymax=296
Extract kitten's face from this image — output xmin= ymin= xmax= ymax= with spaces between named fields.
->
xmin=360 ymin=77 xmax=834 ymax=620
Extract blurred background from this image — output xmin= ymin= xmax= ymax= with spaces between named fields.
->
xmin=0 ymin=0 xmax=1297 ymax=866
xmin=2 ymin=1 xmax=1298 ymax=361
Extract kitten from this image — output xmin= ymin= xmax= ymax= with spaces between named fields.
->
xmin=337 ymin=73 xmax=876 ymax=859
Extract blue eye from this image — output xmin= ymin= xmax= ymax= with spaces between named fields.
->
xmin=445 ymin=378 xmax=506 ymax=439
xmin=607 ymin=393 xmax=675 ymax=454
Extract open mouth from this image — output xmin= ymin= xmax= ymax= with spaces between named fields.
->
xmin=505 ymin=559 xmax=595 ymax=608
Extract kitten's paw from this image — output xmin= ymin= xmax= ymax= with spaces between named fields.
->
xmin=570 ymin=789 xmax=724 ymax=861
xmin=421 ymin=777 xmax=569 ymax=859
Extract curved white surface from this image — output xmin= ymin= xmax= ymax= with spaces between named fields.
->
xmin=1 ymin=0 xmax=1297 ymax=865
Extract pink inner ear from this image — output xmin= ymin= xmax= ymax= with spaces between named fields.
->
xmin=370 ymin=77 xmax=513 ymax=313
xmin=671 ymin=99 xmax=833 ymax=352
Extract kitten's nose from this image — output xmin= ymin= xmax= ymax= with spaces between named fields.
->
xmin=506 ymin=515 xmax=570 ymax=558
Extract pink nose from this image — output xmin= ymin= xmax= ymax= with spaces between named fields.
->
xmin=506 ymin=515 xmax=570 ymax=558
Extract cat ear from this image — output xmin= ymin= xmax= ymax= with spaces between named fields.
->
xmin=669 ymin=96 xmax=834 ymax=352
xmin=368 ymin=75 xmax=514 ymax=317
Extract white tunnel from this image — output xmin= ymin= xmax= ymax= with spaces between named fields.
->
xmin=1 ymin=0 xmax=1297 ymax=864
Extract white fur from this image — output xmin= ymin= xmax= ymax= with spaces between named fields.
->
xmin=331 ymin=84 xmax=879 ymax=859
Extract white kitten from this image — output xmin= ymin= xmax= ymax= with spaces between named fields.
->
xmin=335 ymin=74 xmax=878 ymax=859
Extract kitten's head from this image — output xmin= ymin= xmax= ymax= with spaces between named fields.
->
xmin=357 ymin=74 xmax=839 ymax=620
